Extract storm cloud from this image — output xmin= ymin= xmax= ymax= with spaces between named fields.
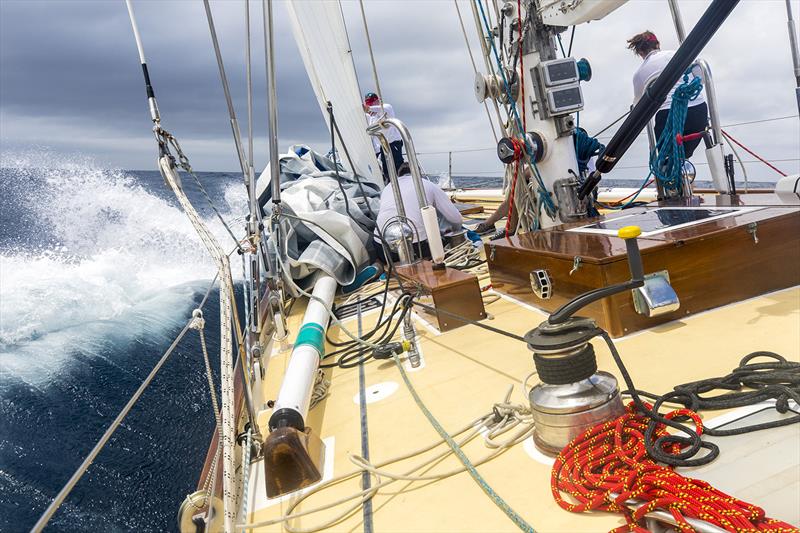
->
xmin=1 ymin=0 xmax=798 ymax=182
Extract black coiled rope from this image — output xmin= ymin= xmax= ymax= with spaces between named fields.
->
xmin=603 ymin=331 xmax=800 ymax=467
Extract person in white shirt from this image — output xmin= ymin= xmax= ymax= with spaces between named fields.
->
xmin=363 ymin=92 xmax=404 ymax=183
xmin=375 ymin=162 xmax=463 ymax=261
xmin=628 ymin=31 xmax=709 ymax=158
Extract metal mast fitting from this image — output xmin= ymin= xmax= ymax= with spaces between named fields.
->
xmin=474 ymin=0 xmax=625 ymax=228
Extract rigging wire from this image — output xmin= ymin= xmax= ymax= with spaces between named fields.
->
xmin=596 ymin=113 xmax=799 ymax=141
xmin=591 ymin=110 xmax=632 ymax=138
xmin=245 ymin=0 xmax=254 ymax=178
xmin=202 ymin=0 xmax=250 ymax=178
xmin=327 ymin=103 xmax=377 ymax=220
xmin=358 ymin=0 xmax=385 ymax=109
xmin=416 ymin=114 xmax=797 ymax=156
xmin=454 ymin=0 xmax=500 ymax=144
xmin=474 ymin=0 xmax=556 ymax=221
xmin=468 ymin=0 xmax=511 ymax=137
xmin=720 ymin=130 xmax=749 ymax=192
xmin=31 ymin=277 xmax=219 ymax=533
xmin=721 ymin=129 xmax=789 ymax=177
xmin=566 ymin=25 xmax=576 ymax=56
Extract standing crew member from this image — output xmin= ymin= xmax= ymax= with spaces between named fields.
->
xmin=364 ymin=92 xmax=404 ymax=182
xmin=628 ymin=31 xmax=709 ymax=158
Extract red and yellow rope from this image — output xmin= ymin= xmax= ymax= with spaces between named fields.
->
xmin=551 ymin=402 xmax=798 ymax=533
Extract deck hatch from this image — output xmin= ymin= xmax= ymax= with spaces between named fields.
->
xmin=568 ymin=206 xmax=761 ymax=236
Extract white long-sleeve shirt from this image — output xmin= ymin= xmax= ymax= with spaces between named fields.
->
xmin=375 ymin=175 xmax=463 ymax=243
xmin=632 ymin=50 xmax=706 ymax=111
xmin=365 ymin=103 xmax=402 ymax=152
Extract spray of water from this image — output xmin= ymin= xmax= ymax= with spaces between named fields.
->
xmin=0 ymin=152 xmax=247 ymax=378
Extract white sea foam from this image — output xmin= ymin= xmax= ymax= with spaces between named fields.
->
xmin=0 ymin=152 xmax=247 ymax=376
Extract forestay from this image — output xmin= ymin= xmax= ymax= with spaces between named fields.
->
xmin=285 ymin=0 xmax=381 ymax=186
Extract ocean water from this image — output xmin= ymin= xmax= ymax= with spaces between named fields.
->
xmin=0 ymin=159 xmax=774 ymax=532
xmin=0 ymin=155 xmax=248 ymax=532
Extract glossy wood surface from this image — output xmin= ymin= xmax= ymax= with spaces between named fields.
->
xmin=455 ymin=202 xmax=485 ymax=215
xmin=396 ymin=260 xmax=487 ymax=331
xmin=488 ymin=203 xmax=800 ymax=337
xmin=396 ymin=260 xmax=481 ymax=290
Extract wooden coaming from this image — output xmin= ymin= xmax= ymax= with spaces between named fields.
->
xmin=487 ymin=195 xmax=800 ymax=337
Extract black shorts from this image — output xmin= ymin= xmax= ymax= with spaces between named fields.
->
xmin=379 ymin=239 xmax=431 ymax=264
xmin=654 ymin=101 xmax=709 ymax=159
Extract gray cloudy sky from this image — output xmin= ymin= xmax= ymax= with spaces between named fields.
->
xmin=1 ymin=0 xmax=798 ymax=182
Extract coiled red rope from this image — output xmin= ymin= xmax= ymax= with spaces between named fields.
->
xmin=551 ymin=402 xmax=798 ymax=533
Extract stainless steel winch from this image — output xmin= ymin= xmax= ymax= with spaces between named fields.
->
xmin=523 ymin=225 xmax=663 ymax=456
xmin=524 ymin=317 xmax=624 ymax=454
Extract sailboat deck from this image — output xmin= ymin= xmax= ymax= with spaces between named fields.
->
xmin=243 ymin=285 xmax=800 ymax=531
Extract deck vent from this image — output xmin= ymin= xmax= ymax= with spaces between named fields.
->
xmin=530 ymin=269 xmax=553 ymax=299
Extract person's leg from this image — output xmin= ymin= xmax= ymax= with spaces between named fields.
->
xmin=682 ymin=102 xmax=709 ymax=158
xmin=653 ymin=109 xmax=669 ymax=142
xmin=390 ymin=141 xmax=404 ymax=172
xmin=418 ymin=239 xmax=431 ymax=260
xmin=378 ymin=151 xmax=389 ymax=183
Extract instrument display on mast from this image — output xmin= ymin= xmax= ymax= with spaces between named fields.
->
xmin=546 ymin=84 xmax=584 ymax=114
xmin=539 ymin=58 xmax=580 ymax=86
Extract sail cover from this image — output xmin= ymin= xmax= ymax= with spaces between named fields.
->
xmin=286 ymin=1 xmax=381 ymax=186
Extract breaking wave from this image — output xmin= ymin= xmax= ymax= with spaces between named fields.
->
xmin=0 ymin=151 xmax=247 ymax=377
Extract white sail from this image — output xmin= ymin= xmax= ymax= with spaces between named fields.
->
xmin=286 ymin=1 xmax=381 ymax=186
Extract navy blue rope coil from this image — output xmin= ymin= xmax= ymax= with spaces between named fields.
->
xmin=574 ymin=128 xmax=604 ymax=174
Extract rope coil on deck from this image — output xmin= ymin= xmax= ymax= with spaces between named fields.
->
xmin=551 ymin=402 xmax=799 ymax=533
xmin=236 ymin=380 xmax=535 ymax=532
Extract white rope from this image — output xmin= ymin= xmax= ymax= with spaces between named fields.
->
xmin=161 ymin=157 xmax=238 ymax=533
xmin=237 ymin=386 xmax=533 ymax=532
xmin=309 ymin=369 xmax=331 ymax=410
xmin=237 ymin=427 xmax=253 ymax=532
xmin=444 ymin=239 xmax=481 ymax=268
xmin=184 ymin=308 xmax=224 ymax=515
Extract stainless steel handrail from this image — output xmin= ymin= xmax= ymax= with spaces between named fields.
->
xmin=369 ymin=129 xmax=414 ymax=263
xmin=693 ymin=59 xmax=722 ymax=145
xmin=643 ymin=59 xmax=722 ymax=146
xmin=366 ymin=118 xmax=430 ymax=208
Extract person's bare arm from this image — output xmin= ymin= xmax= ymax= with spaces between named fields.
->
xmin=474 ymin=196 xmax=509 ymax=232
